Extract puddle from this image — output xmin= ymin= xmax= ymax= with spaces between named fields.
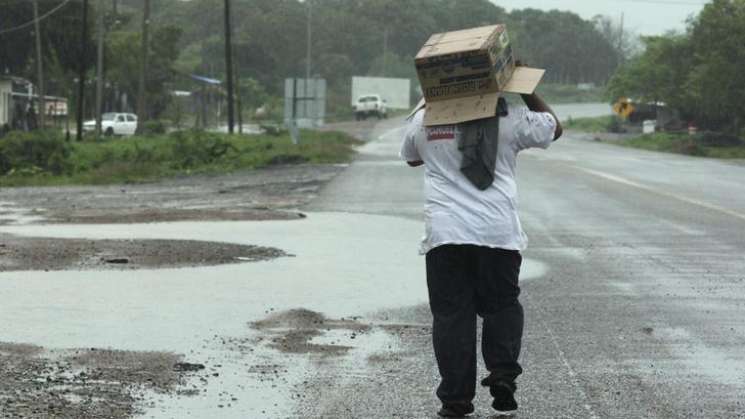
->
xmin=0 ymin=212 xmax=551 ymax=417
xmin=0 ymin=201 xmax=46 ymax=225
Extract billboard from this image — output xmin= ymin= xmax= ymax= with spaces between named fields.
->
xmin=284 ymin=78 xmax=326 ymax=128
xmin=351 ymin=77 xmax=411 ymax=109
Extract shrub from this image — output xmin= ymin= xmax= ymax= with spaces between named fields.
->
xmin=0 ymin=130 xmax=72 ymax=175
xmin=693 ymin=131 xmax=743 ymax=147
xmin=170 ymin=130 xmax=238 ymax=169
xmin=142 ymin=120 xmax=168 ymax=136
xmin=607 ymin=116 xmax=626 ymax=133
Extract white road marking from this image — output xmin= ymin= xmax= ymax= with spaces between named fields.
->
xmin=576 ymin=167 xmax=745 ymax=223
xmin=378 ymin=125 xmax=407 ymax=142
xmin=527 ymin=293 xmax=601 ymax=419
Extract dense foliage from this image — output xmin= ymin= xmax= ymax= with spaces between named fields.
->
xmin=0 ymin=0 xmax=95 ymax=97
xmin=153 ymin=0 xmax=621 ymax=90
xmin=0 ymin=129 xmax=361 ymax=186
xmin=4 ymin=0 xmax=624 ymax=121
xmin=607 ymin=0 xmax=745 ymax=134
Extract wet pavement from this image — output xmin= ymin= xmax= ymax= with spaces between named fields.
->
xmin=2 ymin=102 xmax=745 ymax=418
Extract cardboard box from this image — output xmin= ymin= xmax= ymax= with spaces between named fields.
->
xmin=414 ymin=25 xmax=545 ymax=126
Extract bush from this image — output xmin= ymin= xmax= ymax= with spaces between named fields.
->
xmin=170 ymin=130 xmax=238 ymax=169
xmin=693 ymin=131 xmax=743 ymax=147
xmin=142 ymin=120 xmax=168 ymax=136
xmin=0 ymin=129 xmax=361 ymax=186
xmin=0 ymin=130 xmax=72 ymax=175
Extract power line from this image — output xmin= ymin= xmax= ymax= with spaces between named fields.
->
xmin=604 ymin=0 xmax=708 ymax=5
xmin=498 ymin=0 xmax=709 ymax=6
xmin=0 ymin=0 xmax=73 ymax=35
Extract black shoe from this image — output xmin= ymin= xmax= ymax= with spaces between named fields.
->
xmin=489 ymin=382 xmax=518 ymax=416
xmin=437 ymin=402 xmax=475 ymax=417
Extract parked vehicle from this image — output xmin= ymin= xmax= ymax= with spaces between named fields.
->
xmin=83 ymin=113 xmax=138 ymax=136
xmin=352 ymin=95 xmax=387 ymax=120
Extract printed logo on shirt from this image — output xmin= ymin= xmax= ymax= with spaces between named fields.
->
xmin=426 ymin=126 xmax=456 ymax=141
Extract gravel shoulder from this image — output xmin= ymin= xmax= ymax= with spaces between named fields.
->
xmin=0 ymin=163 xmax=342 ymax=272
xmin=0 ymin=162 xmax=348 ymax=416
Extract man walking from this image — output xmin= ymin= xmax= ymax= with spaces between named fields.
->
xmin=400 ymin=74 xmax=562 ymax=416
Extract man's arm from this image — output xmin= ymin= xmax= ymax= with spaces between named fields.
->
xmin=520 ymin=93 xmax=563 ymax=140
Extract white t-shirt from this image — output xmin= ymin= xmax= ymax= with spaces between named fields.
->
xmin=400 ymin=105 xmax=557 ymax=254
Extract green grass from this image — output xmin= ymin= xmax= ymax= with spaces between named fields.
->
xmin=618 ymin=132 xmax=745 ymax=159
xmin=534 ymin=83 xmax=607 ymax=104
xmin=0 ymin=129 xmax=362 ymax=187
xmin=564 ymin=115 xmax=618 ymax=132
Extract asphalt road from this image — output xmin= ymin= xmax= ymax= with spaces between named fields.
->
xmin=302 ymin=112 xmax=745 ymax=418
xmin=1 ymin=104 xmax=743 ymax=418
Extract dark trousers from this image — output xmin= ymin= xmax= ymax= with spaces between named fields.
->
xmin=425 ymin=244 xmax=524 ymax=404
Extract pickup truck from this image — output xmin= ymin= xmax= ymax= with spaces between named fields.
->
xmin=352 ymin=95 xmax=387 ymax=120
xmin=83 ymin=112 xmax=138 ymax=136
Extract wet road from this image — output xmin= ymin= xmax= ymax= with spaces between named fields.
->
xmin=304 ymin=104 xmax=745 ymax=418
xmin=2 ymin=101 xmax=744 ymax=418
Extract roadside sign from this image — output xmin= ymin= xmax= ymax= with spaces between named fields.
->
xmin=613 ymin=97 xmax=635 ymax=119
xmin=284 ymin=78 xmax=326 ymax=129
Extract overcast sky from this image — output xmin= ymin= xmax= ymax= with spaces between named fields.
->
xmin=491 ymin=0 xmax=710 ymax=35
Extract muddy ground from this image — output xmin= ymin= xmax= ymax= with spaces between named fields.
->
xmin=0 ymin=237 xmax=288 ymax=272
xmin=0 ymin=342 xmax=213 ymax=419
xmin=0 ymin=164 xmax=342 ymax=227
xmin=0 ymin=163 xmax=341 ymax=272
xmin=0 ymin=163 xmax=349 ymax=417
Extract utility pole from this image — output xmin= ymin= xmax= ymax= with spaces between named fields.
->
xmin=224 ymin=0 xmax=235 ymax=134
xmin=136 ymin=0 xmax=150 ymax=134
xmin=306 ymin=0 xmax=312 ymax=83
xmin=618 ymin=12 xmax=625 ymax=63
xmin=303 ymin=0 xmax=312 ymax=128
xmin=382 ymin=28 xmax=388 ymax=77
xmin=112 ymin=0 xmax=117 ymax=16
xmin=235 ymin=46 xmax=243 ymax=134
xmin=95 ymin=0 xmax=105 ymax=138
xmin=32 ymin=0 xmax=45 ymax=129
xmin=76 ymin=0 xmax=89 ymax=141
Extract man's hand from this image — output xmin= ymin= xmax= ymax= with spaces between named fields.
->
xmin=514 ymin=60 xmax=563 ymax=141
xmin=520 ymin=93 xmax=563 ymax=140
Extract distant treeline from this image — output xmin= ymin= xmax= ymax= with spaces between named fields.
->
xmin=148 ymin=0 xmax=623 ymax=90
xmin=2 ymin=0 xmax=625 ymax=120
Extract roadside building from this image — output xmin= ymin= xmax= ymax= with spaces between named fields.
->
xmin=0 ymin=75 xmax=68 ymax=133
xmin=1 ymin=76 xmax=13 ymax=129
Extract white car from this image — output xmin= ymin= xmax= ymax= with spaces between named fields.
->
xmin=83 ymin=113 xmax=138 ymax=136
xmin=352 ymin=95 xmax=387 ymax=120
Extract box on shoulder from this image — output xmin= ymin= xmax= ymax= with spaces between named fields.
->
xmin=415 ymin=25 xmax=514 ymax=103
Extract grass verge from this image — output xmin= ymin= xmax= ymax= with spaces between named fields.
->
xmin=618 ymin=132 xmax=745 ymax=159
xmin=0 ymin=129 xmax=362 ymax=187
xmin=564 ymin=115 xmax=619 ymax=132
xmin=535 ymin=83 xmax=607 ymax=104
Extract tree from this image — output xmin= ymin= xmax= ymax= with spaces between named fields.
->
xmin=0 ymin=0 xmax=95 ymax=76
xmin=606 ymin=0 xmax=745 ymax=133
xmin=106 ymin=25 xmax=182 ymax=118
xmin=606 ymin=35 xmax=692 ymax=106
xmin=687 ymin=0 xmax=745 ymax=133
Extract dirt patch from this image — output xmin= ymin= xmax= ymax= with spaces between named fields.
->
xmin=44 ymin=208 xmax=306 ymax=225
xmin=0 ymin=343 xmax=206 ymax=419
xmin=0 ymin=164 xmax=342 ymax=226
xmin=250 ymin=309 xmax=371 ymax=355
xmin=0 ymin=237 xmax=288 ymax=272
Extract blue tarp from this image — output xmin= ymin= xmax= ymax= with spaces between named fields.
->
xmin=189 ymin=74 xmax=222 ymax=85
